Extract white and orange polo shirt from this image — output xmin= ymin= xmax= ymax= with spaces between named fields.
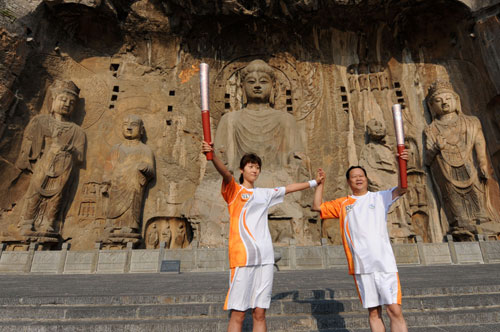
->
xmin=222 ymin=177 xmax=285 ymax=268
xmin=320 ymin=189 xmax=399 ymax=275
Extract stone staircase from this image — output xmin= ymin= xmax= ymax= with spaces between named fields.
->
xmin=0 ymin=282 xmax=499 ymax=331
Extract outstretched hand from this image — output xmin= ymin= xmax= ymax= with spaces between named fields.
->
xmin=316 ymin=168 xmax=326 ymax=185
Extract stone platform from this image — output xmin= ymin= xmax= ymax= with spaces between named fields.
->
xmin=1 ymin=237 xmax=499 ymax=274
xmin=0 ymin=264 xmax=499 ymax=331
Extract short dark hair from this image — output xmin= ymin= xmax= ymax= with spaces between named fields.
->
xmin=346 ymin=166 xmax=367 ymax=179
xmin=239 ymin=153 xmax=262 ymax=184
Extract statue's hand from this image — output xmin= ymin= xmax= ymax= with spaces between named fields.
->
xmin=49 ymin=140 xmax=71 ymax=153
xmin=435 ymin=135 xmax=447 ymax=150
xmin=292 ymin=152 xmax=306 ymax=161
xmin=100 ymin=182 xmax=110 ymax=194
xmin=479 ymin=167 xmax=489 ymax=181
xmin=138 ymin=162 xmax=149 ymax=173
xmin=288 ymin=152 xmax=306 ymax=167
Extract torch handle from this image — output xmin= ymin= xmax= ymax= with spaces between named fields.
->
xmin=397 ymin=144 xmax=407 ymax=189
xmin=201 ymin=111 xmax=213 ymax=160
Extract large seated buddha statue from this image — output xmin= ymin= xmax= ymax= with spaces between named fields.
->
xmin=215 ymin=60 xmax=307 ymax=188
xmin=185 ymin=60 xmax=316 ymax=247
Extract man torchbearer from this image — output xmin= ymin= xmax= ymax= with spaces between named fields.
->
xmin=312 ymin=153 xmax=409 ymax=332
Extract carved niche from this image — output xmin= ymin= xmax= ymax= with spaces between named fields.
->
xmin=144 ymin=217 xmax=193 ymax=249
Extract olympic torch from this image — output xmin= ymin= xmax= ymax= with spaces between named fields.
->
xmin=200 ymin=63 xmax=213 ymax=160
xmin=392 ymin=104 xmax=407 ymax=189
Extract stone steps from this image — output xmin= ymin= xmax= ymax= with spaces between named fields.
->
xmin=0 ymin=288 xmax=499 ymax=331
xmin=2 ymin=283 xmax=498 ymax=306
xmin=1 ymin=265 xmax=499 ymax=331
xmin=306 ymin=323 xmax=500 ymax=332
xmin=0 ymin=307 xmax=499 ymax=331
xmin=0 ymin=293 xmax=499 ymax=320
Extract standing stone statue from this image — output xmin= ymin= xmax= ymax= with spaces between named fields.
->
xmin=368 ymin=64 xmax=379 ymax=91
xmin=359 ymin=119 xmax=413 ymax=242
xmin=102 ymin=114 xmax=155 ymax=245
xmin=357 ymin=63 xmax=369 ymax=92
xmin=161 ymin=222 xmax=172 ymax=248
xmin=359 ymin=119 xmax=397 ymax=190
xmin=378 ymin=66 xmax=390 ymax=90
xmin=16 ymin=80 xmax=86 ymax=236
xmin=424 ymin=80 xmax=490 ymax=239
xmin=348 ymin=66 xmax=358 ymax=93
xmin=145 ymin=222 xmax=160 ymax=249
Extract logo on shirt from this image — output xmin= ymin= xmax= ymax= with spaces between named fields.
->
xmin=369 ymin=204 xmax=375 ymax=209
xmin=241 ymin=193 xmax=251 ymax=200
xmin=346 ymin=204 xmax=353 ymax=213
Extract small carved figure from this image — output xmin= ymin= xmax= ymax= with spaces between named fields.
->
xmin=146 ymin=223 xmax=159 ymax=249
xmin=170 ymin=219 xmax=186 ymax=249
xmin=357 ymin=63 xmax=369 ymax=92
xmin=359 ymin=119 xmax=397 ymax=189
xmin=16 ymin=80 xmax=86 ymax=235
xmin=161 ymin=222 xmax=172 ymax=248
xmin=102 ymin=114 xmax=155 ymax=239
xmin=347 ymin=66 xmax=358 ymax=93
xmin=368 ymin=64 xmax=379 ymax=91
xmin=360 ymin=119 xmax=413 ymax=242
xmin=424 ymin=80 xmax=491 ymax=239
xmin=378 ymin=66 xmax=390 ymax=90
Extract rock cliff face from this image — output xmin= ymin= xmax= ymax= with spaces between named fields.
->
xmin=0 ymin=0 xmax=499 ymax=250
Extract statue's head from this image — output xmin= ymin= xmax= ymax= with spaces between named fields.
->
xmin=240 ymin=60 xmax=275 ymax=106
xmin=366 ymin=118 xmax=386 ymax=141
xmin=50 ymin=80 xmax=80 ymax=117
xmin=122 ymin=114 xmax=144 ymax=140
xmin=348 ymin=65 xmax=357 ymax=75
xmin=427 ymin=80 xmax=460 ymax=118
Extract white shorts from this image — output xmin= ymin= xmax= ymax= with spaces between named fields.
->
xmin=224 ymin=264 xmax=274 ymax=311
xmin=353 ymin=272 xmax=402 ymax=308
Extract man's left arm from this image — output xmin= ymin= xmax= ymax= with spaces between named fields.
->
xmin=392 ymin=148 xmax=409 ymax=200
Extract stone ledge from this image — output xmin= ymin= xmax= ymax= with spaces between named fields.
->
xmin=0 ymin=238 xmax=497 ymax=274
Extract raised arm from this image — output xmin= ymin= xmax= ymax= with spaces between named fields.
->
xmin=202 ymin=141 xmax=232 ymax=184
xmin=392 ymin=148 xmax=409 ymax=200
xmin=285 ymin=168 xmax=325 ymax=195
xmin=311 ymin=168 xmax=326 ymax=211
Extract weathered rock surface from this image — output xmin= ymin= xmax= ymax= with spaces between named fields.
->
xmin=0 ymin=0 xmax=499 ymax=250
